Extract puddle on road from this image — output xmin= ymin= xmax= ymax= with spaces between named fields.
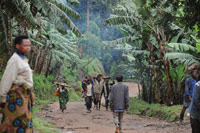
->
xmin=62 ymin=130 xmax=75 ymax=133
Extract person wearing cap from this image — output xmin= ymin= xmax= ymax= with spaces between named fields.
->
xmin=0 ymin=35 xmax=34 ymax=132
xmin=180 ymin=68 xmax=199 ymax=123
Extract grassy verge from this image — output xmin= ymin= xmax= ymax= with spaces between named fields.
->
xmin=69 ymin=88 xmax=83 ymax=102
xmin=33 ymin=100 xmax=60 ymax=133
xmin=128 ymin=98 xmax=182 ymax=122
xmin=33 ymin=75 xmax=60 ymax=133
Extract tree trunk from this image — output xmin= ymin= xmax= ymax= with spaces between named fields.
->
xmin=149 ymin=71 xmax=153 ymax=104
xmin=7 ymin=15 xmax=13 ymax=56
xmin=155 ymin=31 xmax=173 ymax=105
xmin=45 ymin=52 xmax=52 ymax=77
xmin=29 ymin=46 xmax=37 ymax=67
xmin=34 ymin=46 xmax=42 ymax=73
xmin=86 ymin=0 xmax=90 ymax=33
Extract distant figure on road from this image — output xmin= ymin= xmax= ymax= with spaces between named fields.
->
xmin=85 ymin=79 xmax=93 ymax=113
xmin=81 ymin=79 xmax=87 ymax=105
xmin=180 ymin=67 xmax=199 ymax=123
xmin=56 ymin=77 xmax=70 ymax=113
xmin=101 ymin=76 xmax=111 ymax=111
xmin=110 ymin=75 xmax=129 ymax=133
xmin=93 ymin=74 xmax=104 ymax=110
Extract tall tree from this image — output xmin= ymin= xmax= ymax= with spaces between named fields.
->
xmin=86 ymin=0 xmax=90 ymax=33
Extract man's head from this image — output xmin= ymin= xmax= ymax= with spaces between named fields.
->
xmin=86 ymin=80 xmax=91 ymax=85
xmin=191 ymin=69 xmax=199 ymax=80
xmin=97 ymin=74 xmax=102 ymax=82
xmin=15 ymin=35 xmax=31 ymax=55
xmin=116 ymin=75 xmax=123 ymax=82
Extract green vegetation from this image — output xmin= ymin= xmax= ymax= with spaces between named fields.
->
xmin=69 ymin=88 xmax=82 ymax=102
xmin=61 ymin=67 xmax=79 ymax=84
xmin=128 ymin=98 xmax=182 ymax=122
xmin=103 ymin=0 xmax=200 ymax=105
xmin=33 ymin=100 xmax=59 ymax=133
xmin=80 ymin=57 xmax=104 ymax=75
xmin=32 ymin=74 xmax=58 ymax=132
xmin=33 ymin=117 xmax=59 ymax=133
xmin=33 ymin=74 xmax=57 ymax=101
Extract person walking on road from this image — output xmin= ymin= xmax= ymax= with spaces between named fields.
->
xmin=180 ymin=68 xmax=199 ymax=123
xmin=55 ymin=77 xmax=70 ymax=113
xmin=85 ymin=80 xmax=93 ymax=113
xmin=188 ymin=80 xmax=200 ymax=133
xmin=110 ymin=75 xmax=129 ymax=133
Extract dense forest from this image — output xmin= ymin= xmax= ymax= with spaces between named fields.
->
xmin=1 ymin=0 xmax=200 ymax=106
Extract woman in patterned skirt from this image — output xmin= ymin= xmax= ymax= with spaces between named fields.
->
xmin=0 ymin=35 xmax=34 ymax=133
xmin=58 ymin=84 xmax=69 ymax=112
xmin=56 ymin=77 xmax=69 ymax=113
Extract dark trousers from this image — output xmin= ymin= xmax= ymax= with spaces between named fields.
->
xmin=190 ymin=116 xmax=200 ymax=133
xmin=180 ymin=106 xmax=187 ymax=121
xmin=104 ymin=96 xmax=109 ymax=110
xmin=86 ymin=96 xmax=92 ymax=110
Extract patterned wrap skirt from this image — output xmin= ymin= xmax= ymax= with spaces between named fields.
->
xmin=59 ymin=89 xmax=69 ymax=110
xmin=0 ymin=84 xmax=34 ymax=133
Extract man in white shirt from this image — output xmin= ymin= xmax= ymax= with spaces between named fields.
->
xmin=86 ymin=80 xmax=93 ymax=113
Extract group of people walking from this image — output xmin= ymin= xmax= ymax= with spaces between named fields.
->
xmin=81 ymin=74 xmax=129 ymax=133
xmin=81 ymin=74 xmax=111 ymax=112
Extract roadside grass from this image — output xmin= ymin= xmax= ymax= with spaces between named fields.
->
xmin=69 ymin=88 xmax=83 ymax=102
xmin=33 ymin=100 xmax=60 ymax=133
xmin=128 ymin=98 xmax=183 ymax=122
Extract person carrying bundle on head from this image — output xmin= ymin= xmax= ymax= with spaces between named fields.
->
xmin=93 ymin=74 xmax=104 ymax=110
xmin=55 ymin=76 xmax=70 ymax=113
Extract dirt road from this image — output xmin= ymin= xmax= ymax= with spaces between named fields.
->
xmin=36 ymin=82 xmax=191 ymax=133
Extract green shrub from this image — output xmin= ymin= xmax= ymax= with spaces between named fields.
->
xmin=69 ymin=88 xmax=82 ymax=102
xmin=33 ymin=74 xmax=56 ymax=102
xmin=61 ymin=67 xmax=78 ymax=84
xmin=80 ymin=57 xmax=103 ymax=75
xmin=128 ymin=98 xmax=182 ymax=122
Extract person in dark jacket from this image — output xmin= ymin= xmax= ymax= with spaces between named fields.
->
xmin=81 ymin=80 xmax=87 ymax=105
xmin=180 ymin=69 xmax=199 ymax=123
xmin=188 ymin=80 xmax=200 ymax=133
xmin=101 ymin=76 xmax=111 ymax=111
xmin=110 ymin=75 xmax=129 ymax=133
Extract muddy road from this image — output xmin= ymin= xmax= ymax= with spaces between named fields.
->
xmin=36 ymin=82 xmax=191 ymax=133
